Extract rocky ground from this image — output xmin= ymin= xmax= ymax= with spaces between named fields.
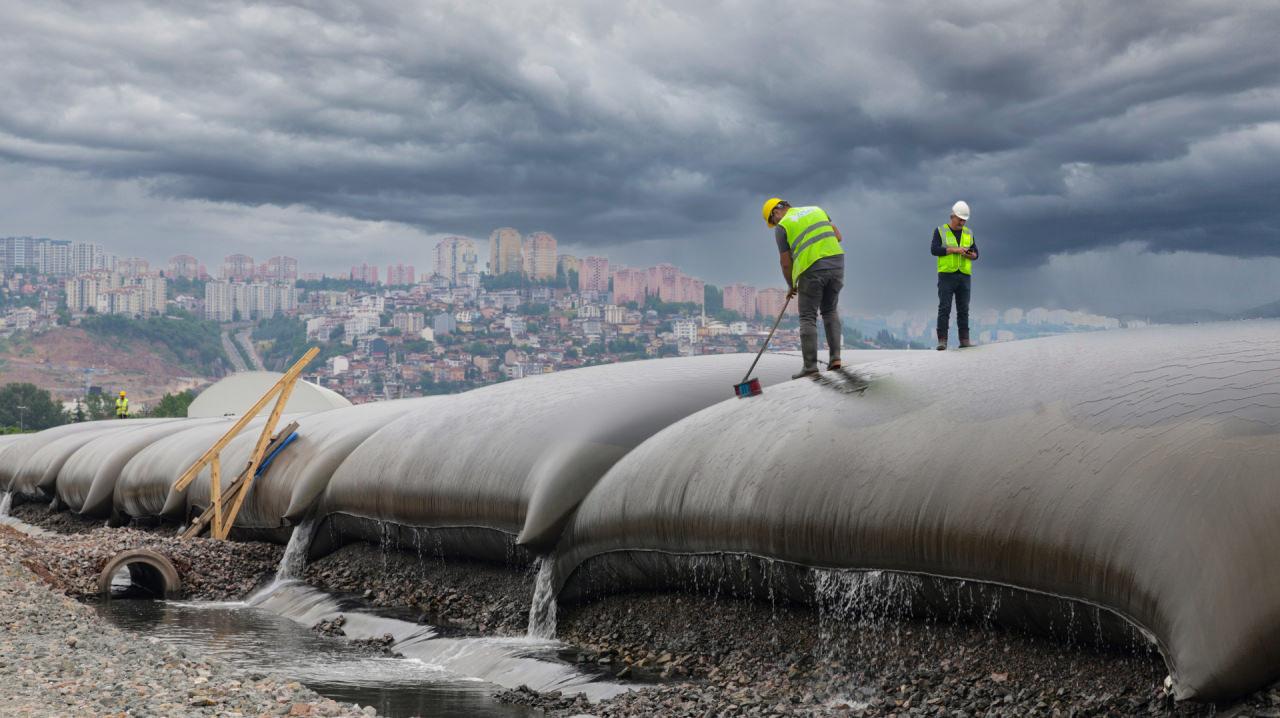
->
xmin=0 ymin=524 xmax=374 ymax=717
xmin=7 ymin=500 xmax=282 ymax=601
xmin=12 ymin=502 xmax=1280 ymax=717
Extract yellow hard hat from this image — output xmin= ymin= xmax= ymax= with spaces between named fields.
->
xmin=762 ymin=197 xmax=785 ymax=226
xmin=119 ymin=391 xmax=126 ymax=396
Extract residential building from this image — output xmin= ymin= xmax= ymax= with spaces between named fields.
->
xmin=117 ymin=257 xmax=150 ymax=278
xmin=221 ymin=254 xmax=255 ymax=281
xmin=557 ymin=254 xmax=579 ymax=280
xmin=673 ymin=319 xmax=699 ymax=344
xmin=722 ymin=284 xmax=758 ymax=318
xmin=167 ymin=254 xmax=201 ymax=280
xmin=264 ymin=256 xmax=298 ymax=283
xmin=488 ymin=227 xmax=522 ymax=275
xmin=70 ymin=242 xmax=107 ymax=275
xmin=350 ymin=263 xmax=379 ymax=284
xmin=522 ymin=231 xmax=557 ymax=280
xmin=392 ymin=312 xmax=426 ymax=334
xmin=386 ymin=263 xmax=416 ymax=286
xmin=434 ymin=236 xmax=478 ymax=285
xmin=756 ymin=287 xmax=794 ymax=319
xmin=611 ymin=267 xmax=647 ymax=304
xmin=604 ymin=305 xmax=627 ymax=324
xmin=579 ymin=256 xmax=610 ymax=294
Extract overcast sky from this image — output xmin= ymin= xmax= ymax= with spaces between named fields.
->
xmin=1 ymin=1 xmax=1277 ymax=315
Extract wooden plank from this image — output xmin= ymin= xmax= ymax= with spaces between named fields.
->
xmin=173 ymin=346 xmax=318 ymax=494
xmin=210 ymin=455 xmax=222 ymax=540
xmin=216 ymin=349 xmax=317 ymax=539
xmin=180 ymin=421 xmax=299 ymax=540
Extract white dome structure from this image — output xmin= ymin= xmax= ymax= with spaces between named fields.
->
xmin=187 ymin=371 xmax=351 ymax=418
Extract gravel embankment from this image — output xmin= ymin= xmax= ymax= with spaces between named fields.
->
xmin=14 ymin=504 xmax=1280 ymax=717
xmin=7 ymin=502 xmax=281 ymax=601
xmin=0 ymin=524 xmax=373 ymax=718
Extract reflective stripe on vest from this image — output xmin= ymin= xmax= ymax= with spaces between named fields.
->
xmin=936 ymin=224 xmax=973 ymax=275
xmin=116 ymin=398 xmax=128 ymax=413
xmin=779 ymin=206 xmax=844 ymax=284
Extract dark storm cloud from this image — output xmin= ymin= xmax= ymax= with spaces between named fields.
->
xmin=0 ymin=1 xmax=1277 ymax=293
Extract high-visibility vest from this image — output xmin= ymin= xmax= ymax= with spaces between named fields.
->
xmin=936 ymin=224 xmax=974 ymax=275
xmin=115 ymin=397 xmax=128 ymax=416
xmin=778 ymin=206 xmax=843 ymax=284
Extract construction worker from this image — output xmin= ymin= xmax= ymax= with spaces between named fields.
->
xmin=763 ymin=198 xmax=845 ymax=378
xmin=932 ymin=201 xmax=979 ymax=350
xmin=115 ymin=390 xmax=129 ymax=419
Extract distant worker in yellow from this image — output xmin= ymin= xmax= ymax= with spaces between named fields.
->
xmin=932 ymin=201 xmax=979 ymax=350
xmin=763 ymin=198 xmax=845 ymax=378
xmin=115 ymin=390 xmax=129 ymax=419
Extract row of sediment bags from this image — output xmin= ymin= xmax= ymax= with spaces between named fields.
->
xmin=4 ymin=330 xmax=1280 ymax=701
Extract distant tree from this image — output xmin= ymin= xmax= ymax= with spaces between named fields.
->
xmin=147 ymin=390 xmax=196 ymax=418
xmin=72 ymin=399 xmax=86 ymax=423
xmin=0 ymin=383 xmax=67 ymax=431
xmin=704 ymin=284 xmax=724 ymax=314
xmin=84 ymin=393 xmax=114 ymax=421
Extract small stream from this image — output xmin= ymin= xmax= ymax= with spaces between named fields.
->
xmin=93 ymin=580 xmax=628 ymax=718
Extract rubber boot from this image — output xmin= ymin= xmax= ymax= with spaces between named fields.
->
xmin=936 ymin=331 xmax=947 ymax=351
xmin=794 ymin=331 xmax=820 ymax=379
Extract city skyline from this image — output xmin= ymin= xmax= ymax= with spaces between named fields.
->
xmin=0 ymin=4 xmax=1275 ymax=317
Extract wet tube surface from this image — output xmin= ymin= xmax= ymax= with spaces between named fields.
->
xmin=317 ymin=353 xmax=816 ymax=559
xmin=553 ymin=322 xmax=1280 ymax=702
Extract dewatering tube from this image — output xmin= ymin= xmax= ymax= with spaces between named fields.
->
xmin=255 ymin=431 xmax=299 ymax=478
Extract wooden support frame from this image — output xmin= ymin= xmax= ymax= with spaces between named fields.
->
xmin=174 ymin=347 xmax=318 ymax=540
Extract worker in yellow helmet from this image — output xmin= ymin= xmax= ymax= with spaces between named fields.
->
xmin=763 ymin=197 xmax=845 ymax=379
xmin=115 ymin=390 xmax=129 ymax=419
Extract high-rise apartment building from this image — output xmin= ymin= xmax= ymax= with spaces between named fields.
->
xmin=1 ymin=237 xmax=73 ymax=276
xmin=722 ymin=284 xmax=758 ymax=318
xmin=264 ymin=256 xmax=298 ymax=283
xmin=222 ymin=254 xmax=255 ymax=281
xmin=205 ymin=280 xmax=296 ymax=322
xmin=167 ymin=254 xmax=201 ymax=280
xmin=386 ymin=263 xmax=416 ymax=286
xmin=646 ymin=264 xmax=680 ymax=302
xmin=117 ymin=257 xmax=150 ymax=278
xmin=522 ymin=231 xmax=557 ymax=280
xmin=66 ymin=271 xmax=164 ymax=317
xmin=611 ymin=267 xmax=647 ymax=305
xmin=350 ymin=263 xmax=379 ymax=284
xmin=755 ymin=287 xmax=794 ymax=319
xmin=679 ymin=276 xmax=705 ymax=306
xmin=70 ymin=242 xmax=107 ymax=275
xmin=556 ymin=254 xmax=579 ymax=280
xmin=579 ymin=256 xmax=610 ymax=294
xmin=434 ymin=236 xmax=478 ymax=285
xmin=488 ymin=227 xmax=522 ymax=275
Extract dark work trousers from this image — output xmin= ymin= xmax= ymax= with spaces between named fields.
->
xmin=797 ymin=267 xmax=843 ymax=370
xmin=936 ymin=271 xmax=971 ymax=339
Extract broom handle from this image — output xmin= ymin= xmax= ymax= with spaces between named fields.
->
xmin=740 ymin=293 xmax=792 ymax=384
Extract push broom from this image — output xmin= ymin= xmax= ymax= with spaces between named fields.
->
xmin=733 ymin=294 xmax=792 ymax=398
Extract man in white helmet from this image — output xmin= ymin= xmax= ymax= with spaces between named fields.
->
xmin=931 ymin=201 xmax=979 ymax=350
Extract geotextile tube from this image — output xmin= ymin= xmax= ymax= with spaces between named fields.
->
xmin=552 ymin=322 xmax=1280 ymax=702
xmin=57 ymin=418 xmax=223 ymax=517
xmin=183 ymin=400 xmax=425 ymax=532
xmin=5 ymin=420 xmax=168 ymax=501
xmin=113 ymin=415 xmax=279 ymax=521
xmin=314 ymin=353 xmax=810 ymax=561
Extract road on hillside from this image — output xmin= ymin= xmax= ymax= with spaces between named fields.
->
xmin=221 ymin=330 xmax=248 ymax=372
xmin=235 ymin=330 xmax=266 ymax=371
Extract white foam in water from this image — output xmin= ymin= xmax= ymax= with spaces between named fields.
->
xmin=527 ymin=557 xmax=557 ymax=639
xmin=0 ymin=491 xmax=11 ymax=517
xmin=247 ymin=517 xmax=319 ymax=602
xmin=246 ymin=581 xmax=627 ymax=702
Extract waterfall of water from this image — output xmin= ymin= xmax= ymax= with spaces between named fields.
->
xmin=277 ymin=516 xmax=319 ymax=581
xmin=527 ymin=557 xmax=558 ymax=639
xmin=248 ymin=517 xmax=318 ymax=603
xmin=0 ymin=491 xmax=11 ymax=518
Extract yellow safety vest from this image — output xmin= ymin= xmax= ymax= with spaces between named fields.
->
xmin=115 ymin=397 xmax=129 ymax=416
xmin=778 ymin=206 xmax=843 ymax=284
xmin=936 ymin=224 xmax=973 ymax=275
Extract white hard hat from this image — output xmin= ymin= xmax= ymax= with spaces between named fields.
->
xmin=952 ymin=201 xmax=971 ymax=220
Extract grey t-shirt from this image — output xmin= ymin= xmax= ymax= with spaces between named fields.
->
xmin=776 ymin=223 xmax=844 ymax=274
